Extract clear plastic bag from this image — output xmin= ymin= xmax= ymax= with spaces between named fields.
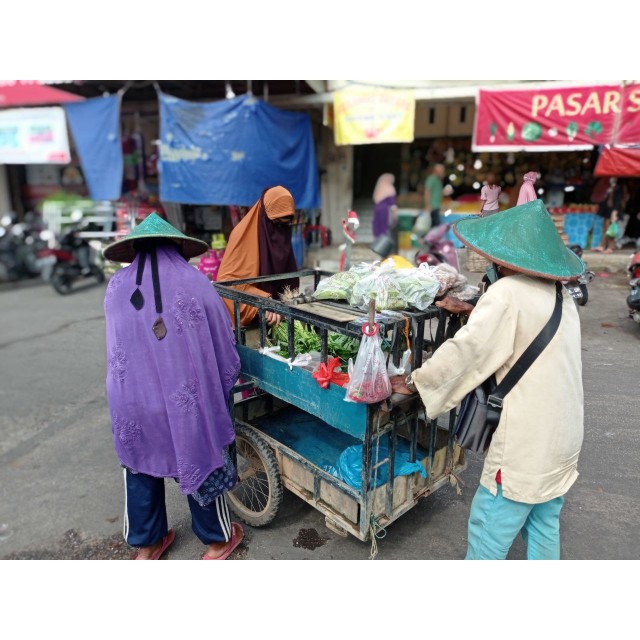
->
xmin=313 ymin=262 xmax=376 ymax=301
xmin=388 ymin=349 xmax=412 ymax=376
xmin=351 ymin=263 xmax=440 ymax=312
xmin=350 ymin=263 xmax=405 ymax=311
xmin=345 ymin=324 xmax=392 ymax=404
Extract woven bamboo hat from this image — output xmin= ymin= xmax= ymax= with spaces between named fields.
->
xmin=453 ymin=199 xmax=585 ymax=280
xmin=103 ymin=212 xmax=209 ymax=263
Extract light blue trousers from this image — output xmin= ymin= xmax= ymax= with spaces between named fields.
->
xmin=465 ymin=484 xmax=564 ymax=560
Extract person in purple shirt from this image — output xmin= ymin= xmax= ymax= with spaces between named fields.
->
xmin=372 ymin=173 xmax=398 ymax=240
xmin=103 ymin=213 xmax=243 ymax=560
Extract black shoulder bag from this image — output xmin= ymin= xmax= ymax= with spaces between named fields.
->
xmin=453 ymin=281 xmax=564 ymax=453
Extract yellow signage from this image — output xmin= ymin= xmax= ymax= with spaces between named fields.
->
xmin=333 ymin=86 xmax=415 ymax=145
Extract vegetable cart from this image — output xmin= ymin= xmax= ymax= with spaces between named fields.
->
xmin=214 ymin=269 xmax=466 ymax=543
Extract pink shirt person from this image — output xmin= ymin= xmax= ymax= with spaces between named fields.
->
xmin=480 ymin=184 xmax=501 ymax=212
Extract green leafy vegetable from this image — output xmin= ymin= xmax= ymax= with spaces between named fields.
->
xmin=268 ymin=322 xmax=360 ymax=369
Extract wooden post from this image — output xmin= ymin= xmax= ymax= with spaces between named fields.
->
xmin=368 ymin=297 xmax=376 ymax=332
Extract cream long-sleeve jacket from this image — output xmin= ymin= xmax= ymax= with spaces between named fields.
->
xmin=412 ymin=274 xmax=584 ymax=504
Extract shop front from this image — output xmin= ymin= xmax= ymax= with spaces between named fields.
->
xmin=2 ymin=81 xmax=323 ymax=267
xmin=346 ymin=81 xmax=640 ymax=251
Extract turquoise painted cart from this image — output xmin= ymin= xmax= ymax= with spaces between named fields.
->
xmin=214 ymin=270 xmax=466 ymax=542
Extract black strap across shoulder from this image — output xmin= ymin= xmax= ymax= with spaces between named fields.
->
xmin=487 ymin=281 xmax=563 ymax=409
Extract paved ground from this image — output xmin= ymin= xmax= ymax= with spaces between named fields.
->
xmin=0 ymin=250 xmax=638 ymax=560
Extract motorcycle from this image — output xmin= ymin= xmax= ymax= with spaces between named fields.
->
xmin=626 ymin=250 xmax=640 ymax=324
xmin=414 ymin=223 xmax=461 ymax=271
xmin=38 ymin=223 xmax=105 ymax=294
xmin=0 ymin=212 xmax=48 ymax=282
xmin=562 ymin=245 xmax=594 ymax=307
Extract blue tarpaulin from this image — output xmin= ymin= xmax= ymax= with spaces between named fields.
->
xmin=158 ymin=92 xmax=320 ymax=208
xmin=64 ymin=95 xmax=123 ymax=201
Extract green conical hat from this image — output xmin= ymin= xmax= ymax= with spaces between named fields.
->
xmin=453 ymin=199 xmax=585 ymax=280
xmin=103 ymin=212 xmax=209 ymax=263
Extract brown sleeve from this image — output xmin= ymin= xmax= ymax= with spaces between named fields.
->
xmin=222 ymin=284 xmax=271 ymax=327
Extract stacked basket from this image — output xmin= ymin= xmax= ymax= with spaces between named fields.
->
xmin=466 ymin=249 xmax=490 ymax=272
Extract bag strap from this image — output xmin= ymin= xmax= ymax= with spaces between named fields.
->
xmin=488 ymin=281 xmax=563 ymax=409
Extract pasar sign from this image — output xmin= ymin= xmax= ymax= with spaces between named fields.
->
xmin=473 ymin=83 xmax=640 ymax=151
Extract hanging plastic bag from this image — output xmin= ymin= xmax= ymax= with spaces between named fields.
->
xmin=388 ymin=349 xmax=412 ymax=376
xmin=606 ymin=221 xmax=619 ymax=238
xmin=345 ymin=323 xmax=392 ymax=403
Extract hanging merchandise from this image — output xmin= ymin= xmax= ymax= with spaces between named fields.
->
xmin=345 ymin=322 xmax=392 ymax=404
xmin=121 ymin=134 xmax=137 ymax=193
xmin=131 ymin=124 xmax=148 ymax=194
xmin=122 ymin=126 xmax=147 ymax=196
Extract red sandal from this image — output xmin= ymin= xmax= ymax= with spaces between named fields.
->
xmin=202 ymin=523 xmax=244 ymax=560
xmin=134 ymin=529 xmax=175 ymax=560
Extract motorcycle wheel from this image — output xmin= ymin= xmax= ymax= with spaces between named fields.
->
xmin=577 ymin=284 xmax=588 ymax=306
xmin=91 ymin=265 xmax=105 ymax=284
xmin=51 ymin=264 xmax=73 ymax=295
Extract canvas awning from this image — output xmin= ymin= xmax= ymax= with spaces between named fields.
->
xmin=0 ymin=81 xmax=84 ymax=107
xmin=594 ymin=145 xmax=640 ymax=177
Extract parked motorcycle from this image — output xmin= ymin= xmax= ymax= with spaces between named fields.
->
xmin=38 ymin=223 xmax=105 ymax=294
xmin=0 ymin=212 xmax=48 ymax=282
xmin=414 ymin=223 xmax=460 ymax=271
xmin=626 ymin=250 xmax=640 ymax=324
xmin=562 ymin=245 xmax=594 ymax=307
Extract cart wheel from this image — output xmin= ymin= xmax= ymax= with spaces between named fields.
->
xmin=227 ymin=423 xmax=282 ymax=527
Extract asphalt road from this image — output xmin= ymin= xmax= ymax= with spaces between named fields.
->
xmin=0 ymin=269 xmax=638 ymax=560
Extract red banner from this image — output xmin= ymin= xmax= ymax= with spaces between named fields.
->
xmin=473 ymin=83 xmax=640 ymax=151
xmin=594 ymin=146 xmax=640 ymax=177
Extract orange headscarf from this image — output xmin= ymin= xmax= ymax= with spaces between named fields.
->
xmin=217 ymin=186 xmax=296 ymax=326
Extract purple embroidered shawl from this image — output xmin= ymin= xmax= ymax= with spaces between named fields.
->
xmin=104 ymin=244 xmax=240 ymax=495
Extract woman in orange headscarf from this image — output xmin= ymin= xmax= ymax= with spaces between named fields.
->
xmin=217 ymin=186 xmax=299 ymax=326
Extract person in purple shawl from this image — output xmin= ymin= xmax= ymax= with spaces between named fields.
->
xmin=372 ymin=173 xmax=398 ymax=240
xmin=103 ymin=213 xmax=243 ymax=560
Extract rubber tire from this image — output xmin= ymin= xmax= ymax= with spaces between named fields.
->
xmin=577 ymin=284 xmax=588 ymax=306
xmin=227 ymin=423 xmax=283 ymax=527
xmin=51 ymin=264 xmax=72 ymax=295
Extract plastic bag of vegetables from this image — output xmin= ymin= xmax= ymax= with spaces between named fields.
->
xmin=394 ymin=268 xmax=441 ymax=311
xmin=350 ymin=263 xmax=405 ymax=311
xmin=351 ymin=264 xmax=440 ymax=312
xmin=313 ymin=263 xmax=376 ymax=301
